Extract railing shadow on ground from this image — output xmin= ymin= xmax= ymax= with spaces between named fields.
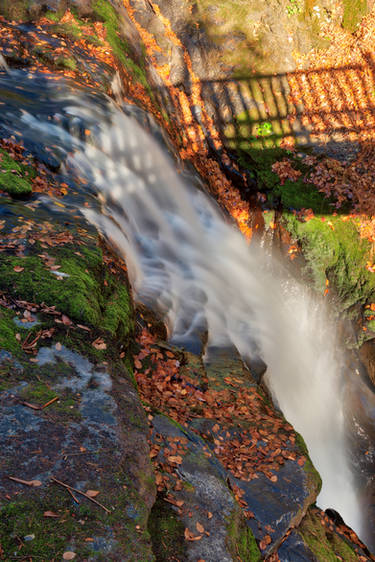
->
xmin=152 ymin=51 xmax=375 ymax=164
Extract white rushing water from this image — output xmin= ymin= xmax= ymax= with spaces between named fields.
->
xmin=11 ymin=79 xmax=361 ymax=537
xmin=68 ymin=101 xmax=361 ymax=533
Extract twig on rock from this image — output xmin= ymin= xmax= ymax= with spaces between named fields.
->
xmin=51 ymin=477 xmax=111 ymax=513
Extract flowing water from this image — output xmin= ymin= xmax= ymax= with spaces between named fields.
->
xmin=0 ymin=69 xmax=374 ymax=547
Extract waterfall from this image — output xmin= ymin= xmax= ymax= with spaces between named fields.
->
xmin=0 ymin=71 xmax=364 ymax=540
xmin=67 ymin=101 xmax=362 ymax=535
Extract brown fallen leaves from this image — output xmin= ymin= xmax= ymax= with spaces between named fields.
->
xmin=272 ymin=160 xmax=302 ymax=185
xmin=43 ymin=510 xmax=59 ymax=518
xmin=134 ymin=326 xmax=306 ymax=528
xmin=92 ymin=337 xmax=107 ymax=350
xmin=62 ymin=552 xmax=76 ymax=561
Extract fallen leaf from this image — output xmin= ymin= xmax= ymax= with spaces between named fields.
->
xmin=196 ymin=521 xmax=205 ymax=533
xmin=63 ymin=552 xmax=76 ymax=560
xmin=184 ymin=528 xmax=203 ymax=541
xmin=167 ymin=455 xmax=182 ymax=464
xmin=134 ymin=358 xmax=142 ymax=369
xmin=13 ymin=266 xmax=24 ymax=272
xmin=44 ymin=511 xmax=59 ymax=518
xmin=92 ymin=338 xmax=107 ymax=350
xmin=85 ymin=490 xmax=100 ymax=498
xmin=207 ymin=511 xmax=213 ymax=519
xmin=62 ymin=314 xmax=72 ymax=326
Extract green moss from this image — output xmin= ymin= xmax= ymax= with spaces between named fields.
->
xmin=102 ymin=280 xmax=133 ymax=341
xmin=148 ymin=496 xmax=186 ymax=561
xmin=20 ymin=381 xmax=55 ymax=403
xmin=272 ymin=178 xmax=333 ymax=214
xmin=93 ymin=0 xmax=129 ymax=62
xmin=226 ymin=509 xmax=261 ymax=561
xmin=299 ymin=509 xmax=358 ymax=561
xmin=0 ymin=254 xmax=102 ymax=326
xmin=0 ymin=494 xmax=92 ymax=560
xmin=56 ymin=55 xmax=78 ymax=71
xmin=0 ymin=307 xmax=22 ymax=355
xmin=122 ymin=355 xmax=137 ymax=388
xmin=284 ymin=213 xmax=375 ymax=312
xmin=0 ymin=148 xmax=33 ymax=196
xmin=0 ymin=473 xmax=153 ymax=559
xmin=19 ymin=382 xmax=81 ymax=420
xmin=295 ymin=432 xmax=322 ymax=494
xmin=93 ymin=0 xmax=151 ymax=92
xmin=45 ymin=10 xmax=61 ymax=22
xmin=46 ymin=11 xmax=103 ymax=46
xmin=0 ymin=243 xmax=133 ymax=340
xmin=342 ymin=0 xmax=368 ymax=32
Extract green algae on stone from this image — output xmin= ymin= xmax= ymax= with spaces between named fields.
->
xmin=93 ymin=0 xmax=151 ymax=92
xmin=0 ymin=244 xmax=133 ymax=343
xmin=0 ymin=306 xmax=24 ymax=356
xmin=226 ymin=509 xmax=261 ymax=562
xmin=295 ymin=432 xmax=322 ymax=494
xmin=0 ymin=494 xmax=93 ymax=560
xmin=148 ymin=496 xmax=187 ymax=561
xmin=0 ymin=148 xmax=33 ymax=196
xmin=284 ymin=213 xmax=375 ymax=310
xmin=56 ymin=55 xmax=78 ymax=71
xmin=299 ymin=508 xmax=358 ymax=561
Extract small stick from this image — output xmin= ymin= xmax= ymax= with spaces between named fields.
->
xmin=20 ymin=401 xmax=41 ymax=410
xmin=41 ymin=396 xmax=59 ymax=409
xmin=67 ymin=486 xmax=80 ymax=504
xmin=51 ymin=477 xmax=110 ymax=513
xmin=8 ymin=476 xmax=35 ymax=486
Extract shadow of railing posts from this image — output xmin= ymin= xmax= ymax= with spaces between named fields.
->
xmin=153 ymin=52 xmax=375 ymax=167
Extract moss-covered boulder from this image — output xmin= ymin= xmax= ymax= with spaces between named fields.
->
xmin=277 ymin=506 xmax=373 ymax=561
xmin=0 ymin=148 xmax=34 ymax=196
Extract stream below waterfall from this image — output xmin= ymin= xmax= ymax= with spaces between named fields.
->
xmin=0 ymin=69 xmax=374 ymax=549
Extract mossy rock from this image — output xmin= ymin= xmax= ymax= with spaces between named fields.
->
xmin=0 ymin=243 xmax=133 ymax=342
xmin=226 ymin=509 xmax=261 ymax=561
xmin=0 ymin=148 xmax=34 ymax=196
xmin=148 ymin=496 xmax=187 ymax=561
xmin=299 ymin=508 xmax=359 ymax=561
xmin=284 ymin=212 xmax=375 ymax=311
xmin=56 ymin=55 xmax=78 ymax=71
xmin=92 ymin=0 xmax=151 ymax=92
xmin=295 ymin=432 xmax=322 ymax=494
xmin=0 ymin=307 xmax=24 ymax=356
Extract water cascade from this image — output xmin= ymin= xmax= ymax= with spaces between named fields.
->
xmin=68 ymin=94 xmax=363 ymax=536
xmin=0 ymin=70 xmax=370 ymax=544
